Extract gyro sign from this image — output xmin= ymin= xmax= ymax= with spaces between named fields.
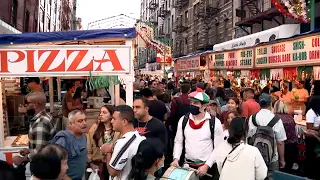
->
xmin=0 ymin=45 xmax=132 ymax=77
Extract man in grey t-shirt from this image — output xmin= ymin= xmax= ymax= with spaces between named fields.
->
xmin=53 ymin=110 xmax=88 ymax=180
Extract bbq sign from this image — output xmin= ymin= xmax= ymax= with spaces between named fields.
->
xmin=255 ymin=35 xmax=320 ymax=68
xmin=0 ymin=45 xmax=132 ymax=77
xmin=208 ymin=48 xmax=254 ymax=69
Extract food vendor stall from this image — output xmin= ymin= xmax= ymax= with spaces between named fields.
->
xmin=174 ymin=54 xmax=207 ymax=81
xmin=0 ymin=28 xmax=136 ymax=178
xmin=255 ymin=31 xmax=320 ymax=115
xmin=208 ymin=47 xmax=254 ymax=86
xmin=254 ymin=31 xmax=320 ymax=163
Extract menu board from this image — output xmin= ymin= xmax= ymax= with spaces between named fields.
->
xmin=208 ymin=49 xmax=254 ymax=69
xmin=255 ymin=35 xmax=320 ymax=68
xmin=175 ymin=57 xmax=200 ymax=71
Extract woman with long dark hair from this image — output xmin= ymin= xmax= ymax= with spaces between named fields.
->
xmin=220 ymin=97 xmax=242 ymax=124
xmin=129 ymin=138 xmax=165 ymax=180
xmin=223 ymin=111 xmax=240 ymax=140
xmin=87 ymin=105 xmax=116 ymax=179
xmin=214 ymin=117 xmax=267 ymax=180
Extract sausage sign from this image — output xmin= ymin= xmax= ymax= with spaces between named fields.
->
xmin=0 ymin=45 xmax=132 ymax=77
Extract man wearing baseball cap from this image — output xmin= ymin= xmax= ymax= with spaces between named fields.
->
xmin=247 ymin=93 xmax=287 ymax=179
xmin=171 ymin=88 xmax=224 ymax=180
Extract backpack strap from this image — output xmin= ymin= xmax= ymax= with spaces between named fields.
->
xmin=179 ymin=113 xmax=189 ymax=166
xmin=209 ymin=115 xmax=216 ymax=149
xmin=182 ymin=113 xmax=189 ymax=140
xmin=222 ymin=143 xmax=241 ymax=168
xmin=267 ymin=115 xmax=280 ymax=128
xmin=173 ymin=97 xmax=182 ymax=117
xmin=252 ymin=113 xmax=258 ymax=127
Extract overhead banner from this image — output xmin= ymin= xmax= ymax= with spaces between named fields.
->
xmin=136 ymin=22 xmax=172 ymax=59
xmin=0 ymin=45 xmax=132 ymax=77
xmin=255 ymin=34 xmax=320 ymax=68
xmin=208 ymin=48 xmax=254 ymax=69
xmin=175 ymin=56 xmax=200 ymax=71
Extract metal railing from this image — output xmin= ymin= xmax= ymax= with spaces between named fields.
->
xmin=236 ymin=0 xmax=274 ymax=22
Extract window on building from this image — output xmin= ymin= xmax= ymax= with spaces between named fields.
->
xmin=192 ymin=34 xmax=196 ymax=51
xmin=34 ymin=18 xmax=37 ymax=32
xmin=47 ymin=16 xmax=50 ymax=31
xmin=171 ymin=15 xmax=174 ymax=27
xmin=168 ymin=18 xmax=170 ymax=32
xmin=24 ymin=11 xmax=30 ymax=32
xmin=11 ymin=0 xmax=18 ymax=27
xmin=168 ymin=0 xmax=170 ymax=8
xmin=185 ymin=11 xmax=188 ymax=25
xmin=196 ymin=32 xmax=199 ymax=48
xmin=194 ymin=3 xmax=199 ymax=17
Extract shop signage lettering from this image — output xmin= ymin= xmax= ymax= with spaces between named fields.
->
xmin=0 ymin=46 xmax=131 ymax=76
xmin=255 ymin=35 xmax=320 ymax=68
xmin=175 ymin=58 xmax=200 ymax=71
xmin=209 ymin=49 xmax=253 ymax=69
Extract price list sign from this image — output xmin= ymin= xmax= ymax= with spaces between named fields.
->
xmin=255 ymin=35 xmax=320 ymax=68
xmin=209 ymin=49 xmax=254 ymax=69
xmin=175 ymin=58 xmax=200 ymax=71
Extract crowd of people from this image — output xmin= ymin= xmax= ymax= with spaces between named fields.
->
xmin=2 ymin=76 xmax=320 ymax=180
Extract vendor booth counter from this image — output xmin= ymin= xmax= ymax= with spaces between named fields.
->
xmin=0 ymin=27 xmax=137 ymax=179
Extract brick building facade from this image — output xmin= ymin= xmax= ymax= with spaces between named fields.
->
xmin=0 ymin=0 xmax=77 ymax=33
xmin=0 ymin=0 xmax=38 ymax=32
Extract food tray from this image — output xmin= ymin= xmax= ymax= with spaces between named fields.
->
xmin=11 ymin=134 xmax=29 ymax=147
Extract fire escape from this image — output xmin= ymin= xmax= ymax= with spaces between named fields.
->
xmin=195 ymin=0 xmax=219 ymax=50
xmin=61 ymin=0 xmax=71 ymax=30
xmin=148 ymin=0 xmax=159 ymax=26
xmin=173 ymin=0 xmax=189 ymax=57
xmin=158 ymin=3 xmax=171 ymax=39
xmin=235 ymin=0 xmax=282 ymax=36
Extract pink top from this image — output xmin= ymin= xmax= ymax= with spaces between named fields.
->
xmin=241 ymin=99 xmax=261 ymax=119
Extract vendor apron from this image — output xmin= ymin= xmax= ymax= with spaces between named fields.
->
xmin=162 ymin=167 xmax=199 ymax=180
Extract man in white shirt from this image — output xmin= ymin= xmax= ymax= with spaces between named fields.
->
xmin=171 ymin=89 xmax=224 ymax=180
xmin=248 ymin=93 xmax=287 ymax=180
xmin=101 ymin=105 xmax=146 ymax=180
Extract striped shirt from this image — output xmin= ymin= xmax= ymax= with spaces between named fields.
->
xmin=109 ymin=131 xmax=145 ymax=180
xmin=28 ymin=110 xmax=56 ymax=151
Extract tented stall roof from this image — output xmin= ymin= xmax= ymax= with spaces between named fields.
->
xmin=0 ymin=27 xmax=136 ymax=45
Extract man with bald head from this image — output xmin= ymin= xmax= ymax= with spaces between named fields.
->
xmin=13 ymin=92 xmax=57 ymax=166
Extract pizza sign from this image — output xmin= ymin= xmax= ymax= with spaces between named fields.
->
xmin=0 ymin=45 xmax=132 ymax=76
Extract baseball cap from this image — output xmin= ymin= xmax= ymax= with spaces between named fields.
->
xmin=259 ymin=93 xmax=272 ymax=107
